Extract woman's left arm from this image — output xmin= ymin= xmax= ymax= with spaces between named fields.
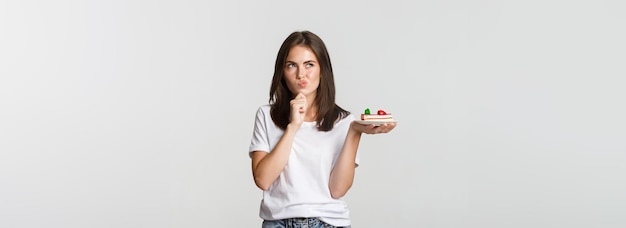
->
xmin=329 ymin=122 xmax=396 ymax=199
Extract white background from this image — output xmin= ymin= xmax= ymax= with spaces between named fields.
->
xmin=1 ymin=0 xmax=625 ymax=227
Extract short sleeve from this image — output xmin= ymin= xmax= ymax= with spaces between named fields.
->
xmin=249 ymin=106 xmax=270 ymax=156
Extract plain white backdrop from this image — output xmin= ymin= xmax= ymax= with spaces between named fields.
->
xmin=1 ymin=0 xmax=625 ymax=227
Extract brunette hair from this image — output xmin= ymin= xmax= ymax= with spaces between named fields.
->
xmin=269 ymin=31 xmax=350 ymax=131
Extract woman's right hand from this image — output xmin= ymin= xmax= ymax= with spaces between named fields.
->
xmin=289 ymin=93 xmax=307 ymax=126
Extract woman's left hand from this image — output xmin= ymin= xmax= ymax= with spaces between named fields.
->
xmin=351 ymin=121 xmax=397 ymax=134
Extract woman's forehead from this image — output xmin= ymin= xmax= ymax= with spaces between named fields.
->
xmin=286 ymin=46 xmax=318 ymax=62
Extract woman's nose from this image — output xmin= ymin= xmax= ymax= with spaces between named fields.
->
xmin=296 ymin=69 xmax=305 ymax=79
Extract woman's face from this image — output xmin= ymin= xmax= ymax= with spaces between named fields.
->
xmin=283 ymin=45 xmax=321 ymax=98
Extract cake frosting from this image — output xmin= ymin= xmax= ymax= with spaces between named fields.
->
xmin=360 ymin=108 xmax=394 ymax=122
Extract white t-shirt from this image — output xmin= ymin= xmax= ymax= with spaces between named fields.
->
xmin=248 ymin=105 xmax=359 ymax=227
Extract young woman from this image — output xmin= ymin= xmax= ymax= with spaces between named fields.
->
xmin=249 ymin=30 xmax=396 ymax=228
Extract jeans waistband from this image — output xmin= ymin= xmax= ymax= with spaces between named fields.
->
xmin=263 ymin=217 xmax=350 ymax=228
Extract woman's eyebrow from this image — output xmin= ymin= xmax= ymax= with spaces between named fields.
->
xmin=285 ymin=60 xmax=317 ymax=64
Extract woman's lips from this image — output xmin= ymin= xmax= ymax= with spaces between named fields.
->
xmin=298 ymin=81 xmax=307 ymax=88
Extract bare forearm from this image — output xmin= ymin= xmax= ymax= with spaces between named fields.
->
xmin=253 ymin=124 xmax=299 ymax=190
xmin=329 ymin=125 xmax=362 ymax=198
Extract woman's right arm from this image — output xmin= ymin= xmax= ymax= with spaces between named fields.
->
xmin=251 ymin=93 xmax=306 ymax=190
xmin=251 ymin=123 xmax=299 ymax=190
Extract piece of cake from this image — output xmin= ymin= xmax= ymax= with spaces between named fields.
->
xmin=360 ymin=108 xmax=394 ymax=122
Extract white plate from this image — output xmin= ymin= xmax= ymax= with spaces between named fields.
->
xmin=355 ymin=120 xmax=397 ymax=126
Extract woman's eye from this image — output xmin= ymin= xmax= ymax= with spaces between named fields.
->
xmin=306 ymin=63 xmax=314 ymax=68
xmin=286 ymin=63 xmax=295 ymax=68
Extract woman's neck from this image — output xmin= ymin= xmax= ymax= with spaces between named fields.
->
xmin=304 ymin=104 xmax=318 ymax=122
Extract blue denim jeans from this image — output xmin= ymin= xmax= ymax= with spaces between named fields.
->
xmin=262 ymin=217 xmax=351 ymax=228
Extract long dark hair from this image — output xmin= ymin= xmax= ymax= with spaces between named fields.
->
xmin=269 ymin=31 xmax=350 ymax=131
